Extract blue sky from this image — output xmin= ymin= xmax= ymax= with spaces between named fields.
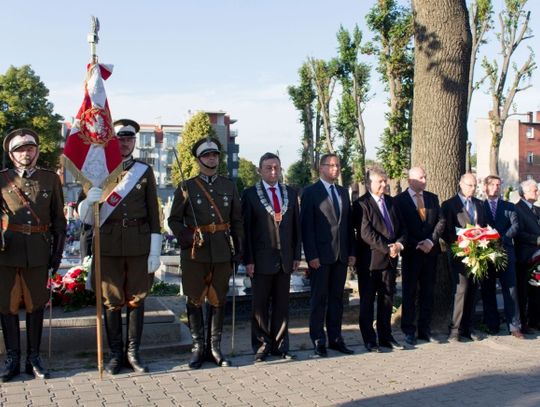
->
xmin=1 ymin=0 xmax=539 ymax=170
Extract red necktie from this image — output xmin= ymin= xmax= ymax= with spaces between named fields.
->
xmin=269 ymin=187 xmax=281 ymax=213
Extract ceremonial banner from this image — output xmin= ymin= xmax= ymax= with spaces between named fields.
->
xmin=62 ymin=63 xmax=122 ymax=188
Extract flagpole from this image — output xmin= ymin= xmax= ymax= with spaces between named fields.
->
xmin=88 ymin=15 xmax=104 ymax=380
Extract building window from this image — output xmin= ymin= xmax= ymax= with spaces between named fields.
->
xmin=139 ymin=132 xmax=153 ymax=148
xmin=527 ymin=127 xmax=534 ymax=139
xmin=527 ymin=152 xmax=534 ymax=164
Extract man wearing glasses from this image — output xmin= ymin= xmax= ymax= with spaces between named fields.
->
xmin=301 ymin=153 xmax=356 ymax=358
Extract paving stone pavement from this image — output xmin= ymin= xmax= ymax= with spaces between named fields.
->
xmin=2 ymin=313 xmax=540 ymax=407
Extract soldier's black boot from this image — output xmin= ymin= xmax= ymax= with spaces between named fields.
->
xmin=209 ymin=306 xmax=231 ymax=367
xmin=125 ymin=304 xmax=148 ymax=373
xmin=1 ymin=313 xmax=21 ymax=382
xmin=186 ymin=304 xmax=205 ymax=369
xmin=104 ymin=308 xmax=123 ymax=375
xmin=25 ymin=308 xmax=49 ymax=379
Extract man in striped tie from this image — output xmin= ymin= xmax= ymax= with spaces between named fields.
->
xmin=394 ymin=167 xmax=445 ymax=345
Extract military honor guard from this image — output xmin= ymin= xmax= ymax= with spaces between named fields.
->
xmin=78 ymin=119 xmax=161 ymax=375
xmin=168 ymin=137 xmax=243 ymax=369
xmin=0 ymin=129 xmax=66 ymax=382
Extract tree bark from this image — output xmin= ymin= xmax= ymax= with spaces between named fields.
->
xmin=411 ymin=0 xmax=471 ymax=200
xmin=410 ymin=0 xmax=472 ymax=331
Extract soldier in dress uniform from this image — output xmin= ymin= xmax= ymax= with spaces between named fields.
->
xmin=0 ymin=129 xmax=66 ymax=382
xmin=78 ymin=119 xmax=161 ymax=375
xmin=168 ymin=136 xmax=243 ymax=369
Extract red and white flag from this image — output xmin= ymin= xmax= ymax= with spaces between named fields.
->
xmin=63 ymin=63 xmax=123 ymax=188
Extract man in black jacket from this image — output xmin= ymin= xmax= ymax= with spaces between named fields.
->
xmin=242 ymin=153 xmax=301 ymax=362
xmin=301 ymin=153 xmax=356 ymax=357
xmin=394 ymin=167 xmax=445 ymax=345
xmin=356 ymin=168 xmax=406 ymax=352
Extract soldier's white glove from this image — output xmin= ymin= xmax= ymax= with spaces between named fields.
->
xmin=148 ymin=233 xmax=162 ymax=274
xmin=78 ymin=187 xmax=104 ymax=225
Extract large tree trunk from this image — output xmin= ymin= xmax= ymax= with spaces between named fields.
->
xmin=489 ymin=144 xmax=499 ymax=176
xmin=410 ymin=0 xmax=472 ymax=330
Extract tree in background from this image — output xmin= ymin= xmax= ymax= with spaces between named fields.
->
xmin=236 ymin=157 xmax=259 ymax=194
xmin=0 ymin=65 xmax=63 ymax=169
xmin=366 ymin=0 xmax=414 ymax=194
xmin=287 ymin=63 xmax=319 ymax=180
xmin=307 ymin=57 xmax=340 ymax=155
xmin=172 ymin=111 xmax=226 ymax=185
xmin=467 ymin=0 xmax=493 ymax=117
xmin=482 ymin=0 xmax=536 ymax=176
xmin=285 ymin=160 xmax=312 ymax=190
xmin=411 ymin=0 xmax=471 ymax=326
xmin=336 ymin=25 xmax=371 ymax=188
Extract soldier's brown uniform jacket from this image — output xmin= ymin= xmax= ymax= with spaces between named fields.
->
xmin=168 ymin=174 xmax=243 ymax=305
xmin=97 ymin=162 xmax=161 ymax=257
xmin=0 ymin=168 xmax=66 ymax=313
xmin=88 ymin=161 xmax=160 ymax=309
xmin=168 ymin=175 xmax=243 ymax=263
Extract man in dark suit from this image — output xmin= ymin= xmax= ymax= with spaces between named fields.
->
xmin=301 ymin=153 xmax=356 ymax=357
xmin=441 ymin=173 xmax=486 ymax=342
xmin=480 ymin=175 xmax=523 ymax=338
xmin=355 ymin=168 xmax=406 ymax=352
xmin=394 ymin=167 xmax=445 ymax=345
xmin=514 ymin=179 xmax=540 ymax=333
xmin=242 ymin=152 xmax=301 ymax=362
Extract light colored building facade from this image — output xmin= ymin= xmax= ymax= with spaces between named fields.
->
xmin=61 ymin=111 xmax=240 ymax=204
xmin=476 ymin=111 xmax=540 ymax=189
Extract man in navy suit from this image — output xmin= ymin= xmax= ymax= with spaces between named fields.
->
xmin=394 ymin=167 xmax=445 ymax=345
xmin=355 ymin=168 xmax=406 ymax=352
xmin=441 ymin=173 xmax=487 ymax=342
xmin=514 ymin=179 xmax=540 ymax=332
xmin=480 ymin=175 xmax=523 ymax=338
xmin=301 ymin=153 xmax=356 ymax=357
xmin=242 ymin=153 xmax=301 ymax=362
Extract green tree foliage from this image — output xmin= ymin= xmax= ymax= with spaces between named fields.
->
xmin=0 ymin=65 xmax=63 ymax=169
xmin=307 ymin=57 xmax=340 ymax=155
xmin=336 ymin=25 xmax=371 ymax=185
xmin=366 ymin=0 xmax=414 ymax=189
xmin=287 ymin=63 xmax=318 ymax=179
xmin=285 ymin=160 xmax=312 ymax=189
xmin=171 ymin=111 xmax=226 ymax=186
xmin=236 ymin=157 xmax=259 ymax=194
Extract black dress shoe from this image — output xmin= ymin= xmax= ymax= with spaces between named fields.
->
xmin=379 ymin=338 xmax=404 ymax=350
xmin=329 ymin=342 xmax=354 ymax=355
xmin=314 ymin=344 xmax=327 ymax=357
xmin=364 ymin=342 xmax=379 ymax=352
xmin=405 ymin=334 xmax=417 ymax=345
xmin=272 ymin=351 xmax=297 ymax=360
xmin=254 ymin=352 xmax=268 ymax=363
xmin=417 ymin=333 xmax=432 ymax=342
xmin=25 ymin=357 xmax=50 ymax=379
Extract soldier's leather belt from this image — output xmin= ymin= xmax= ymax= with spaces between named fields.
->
xmin=2 ymin=221 xmax=49 ymax=235
xmin=105 ymin=217 xmax=148 ymax=228
xmin=196 ymin=223 xmax=230 ymax=234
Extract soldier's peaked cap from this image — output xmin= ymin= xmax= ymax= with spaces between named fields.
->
xmin=114 ymin=119 xmax=140 ymax=137
xmin=3 ymin=128 xmax=39 ymax=153
xmin=192 ymin=137 xmax=222 ymax=158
